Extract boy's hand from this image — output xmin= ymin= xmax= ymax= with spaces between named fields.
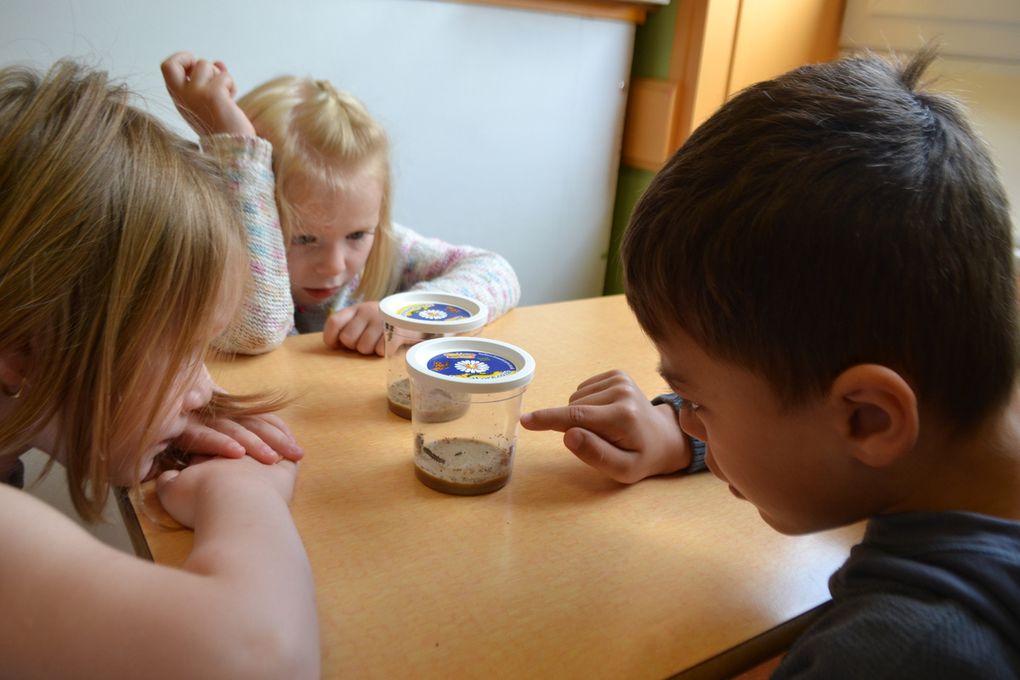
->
xmin=323 ymin=302 xmax=385 ymax=356
xmin=171 ymin=410 xmax=303 ymax=464
xmin=156 ymin=455 xmax=298 ymax=529
xmin=520 ymin=370 xmax=691 ymax=484
xmin=161 ymin=51 xmax=256 ymax=137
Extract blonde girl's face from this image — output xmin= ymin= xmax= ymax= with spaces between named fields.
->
xmin=103 ymin=351 xmax=215 ymax=486
xmin=106 ymin=294 xmax=238 ymax=485
xmin=284 ymin=167 xmax=383 ymax=308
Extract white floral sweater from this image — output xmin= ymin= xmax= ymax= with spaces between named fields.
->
xmin=204 ymin=134 xmax=521 ymax=355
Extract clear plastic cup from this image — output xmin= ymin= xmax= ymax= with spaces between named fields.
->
xmin=405 ymin=337 xmax=536 ymax=495
xmin=379 ymin=292 xmax=487 ymax=419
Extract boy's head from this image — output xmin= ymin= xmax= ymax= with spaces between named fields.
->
xmin=238 ymin=76 xmax=398 ymax=302
xmin=626 ymin=45 xmax=1016 ymax=434
xmin=623 ymin=47 xmax=1018 ymax=532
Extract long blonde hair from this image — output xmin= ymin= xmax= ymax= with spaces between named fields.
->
xmin=238 ymin=76 xmax=399 ymax=301
xmin=0 ymin=60 xmax=248 ymax=521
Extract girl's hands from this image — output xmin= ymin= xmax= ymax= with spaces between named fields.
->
xmin=161 ymin=51 xmax=255 ymax=137
xmin=155 ymin=455 xmax=298 ymax=529
xmin=171 ymin=410 xmax=303 ymax=464
xmin=323 ymin=302 xmax=386 ymax=356
xmin=520 ymin=370 xmax=692 ymax=484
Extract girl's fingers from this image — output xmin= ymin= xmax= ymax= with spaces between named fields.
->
xmin=160 ymin=51 xmax=194 ymax=91
xmin=213 ymin=61 xmax=236 ymax=96
xmin=205 ymin=418 xmax=279 ymax=464
xmin=172 ymin=424 xmax=246 ymax=459
xmin=323 ymin=307 xmax=357 ymax=349
xmin=355 ymin=323 xmax=384 ymax=355
xmin=235 ymin=416 xmax=304 ymax=461
xmin=256 ymin=411 xmax=296 ymax=441
xmin=188 ymin=59 xmax=216 ymax=87
xmin=338 ymin=313 xmax=370 ymax=351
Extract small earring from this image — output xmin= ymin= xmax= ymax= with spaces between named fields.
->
xmin=2 ymin=380 xmax=24 ymax=399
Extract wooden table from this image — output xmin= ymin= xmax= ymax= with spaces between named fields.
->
xmin=121 ymin=295 xmax=863 ymax=679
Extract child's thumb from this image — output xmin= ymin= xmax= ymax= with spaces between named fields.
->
xmin=156 ymin=469 xmax=180 ymax=491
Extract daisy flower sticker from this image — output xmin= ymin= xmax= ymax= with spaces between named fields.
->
xmin=419 ymin=308 xmax=448 ymax=320
xmin=455 ymin=359 xmax=489 ymax=374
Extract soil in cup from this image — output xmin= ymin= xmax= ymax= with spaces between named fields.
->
xmin=390 ymin=378 xmax=469 ymax=422
xmin=414 ymin=435 xmax=514 ymax=495
xmin=387 ymin=378 xmax=413 ymax=419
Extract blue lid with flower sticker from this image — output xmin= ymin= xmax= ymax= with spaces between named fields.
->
xmin=379 ymin=291 xmax=487 ymax=334
xmin=405 ymin=337 xmax=535 ymax=394
xmin=396 ymin=302 xmax=473 ymax=322
xmin=426 ymin=350 xmax=518 ymax=380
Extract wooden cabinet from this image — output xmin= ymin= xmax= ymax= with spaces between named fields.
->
xmin=623 ymin=0 xmax=845 ymax=170
xmin=449 ymin=0 xmax=668 ymax=23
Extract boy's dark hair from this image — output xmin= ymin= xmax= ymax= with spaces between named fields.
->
xmin=623 ymin=45 xmax=1017 ymax=432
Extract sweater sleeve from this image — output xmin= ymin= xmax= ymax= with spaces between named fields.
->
xmin=201 ymin=134 xmax=294 ymax=354
xmin=392 ymin=223 xmax=521 ymax=322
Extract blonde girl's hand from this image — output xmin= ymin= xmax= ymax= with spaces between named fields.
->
xmin=155 ymin=455 xmax=298 ymax=529
xmin=160 ymin=51 xmax=255 ymax=137
xmin=171 ymin=410 xmax=304 ymax=464
xmin=520 ymin=369 xmax=692 ymax=484
xmin=323 ymin=302 xmax=386 ymax=356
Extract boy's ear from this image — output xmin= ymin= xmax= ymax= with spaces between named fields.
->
xmin=828 ymin=364 xmax=919 ymax=468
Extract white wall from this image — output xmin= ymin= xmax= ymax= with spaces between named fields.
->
xmin=21 ymin=450 xmax=134 ymax=553
xmin=840 ymin=0 xmax=1020 ymax=243
xmin=0 ymin=0 xmax=635 ymax=305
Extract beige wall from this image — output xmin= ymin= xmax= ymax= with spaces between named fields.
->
xmin=937 ymin=57 xmax=1020 ymax=247
xmin=837 ymin=54 xmax=1020 ymax=246
xmin=840 ymin=0 xmax=1020 ymax=243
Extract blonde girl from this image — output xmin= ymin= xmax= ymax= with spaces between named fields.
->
xmin=0 ymin=60 xmax=318 ymax=678
xmin=162 ymin=51 xmax=521 ymax=356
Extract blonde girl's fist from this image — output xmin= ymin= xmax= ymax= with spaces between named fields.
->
xmin=156 ymin=455 xmax=298 ymax=528
xmin=160 ymin=51 xmax=255 ymax=137
xmin=324 ymin=302 xmax=386 ymax=356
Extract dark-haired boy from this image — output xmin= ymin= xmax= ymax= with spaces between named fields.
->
xmin=523 ymin=46 xmax=1020 ymax=677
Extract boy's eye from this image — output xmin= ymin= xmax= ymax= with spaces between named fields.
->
xmin=682 ymin=399 xmax=702 ymax=413
xmin=291 ymin=234 xmax=317 ymax=246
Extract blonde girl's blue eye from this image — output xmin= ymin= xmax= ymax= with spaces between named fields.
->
xmin=291 ymin=234 xmax=317 ymax=246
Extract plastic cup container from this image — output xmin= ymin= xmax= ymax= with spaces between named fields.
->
xmin=405 ymin=337 xmax=535 ymax=495
xmin=379 ymin=291 xmax=487 ymax=420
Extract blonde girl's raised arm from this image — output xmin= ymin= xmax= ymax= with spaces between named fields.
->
xmin=202 ymin=134 xmax=294 ymax=354
xmin=391 ymin=223 xmax=521 ymax=322
xmin=0 ymin=459 xmax=319 ymax=680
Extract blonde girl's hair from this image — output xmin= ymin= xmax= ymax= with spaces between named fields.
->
xmin=0 ymin=60 xmax=251 ymax=521
xmin=237 ymin=76 xmax=399 ymax=301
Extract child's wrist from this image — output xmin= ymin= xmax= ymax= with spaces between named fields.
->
xmin=650 ymin=394 xmax=707 ymax=473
